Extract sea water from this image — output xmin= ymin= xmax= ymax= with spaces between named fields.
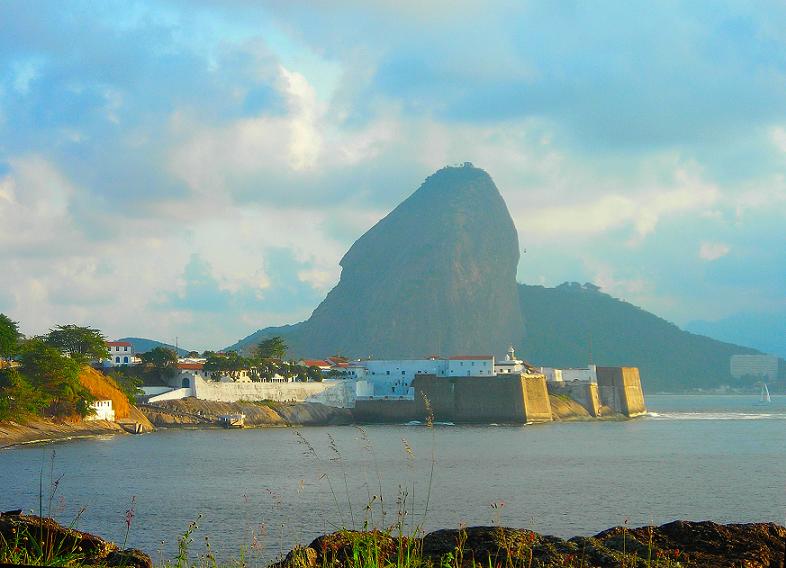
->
xmin=1 ymin=395 xmax=785 ymax=564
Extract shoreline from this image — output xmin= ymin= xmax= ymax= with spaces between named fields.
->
xmin=0 ymin=418 xmax=128 ymax=450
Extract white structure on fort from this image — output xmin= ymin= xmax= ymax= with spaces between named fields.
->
xmin=540 ymin=365 xmax=597 ymax=383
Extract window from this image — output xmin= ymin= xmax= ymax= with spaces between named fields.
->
xmin=386 ymin=371 xmax=390 ymax=375
xmin=123 ymin=356 xmax=129 ymax=364
xmin=401 ymin=371 xmax=405 ymax=375
xmin=124 ymin=346 xmax=128 ymax=351
xmin=115 ymin=356 xmax=120 ymax=363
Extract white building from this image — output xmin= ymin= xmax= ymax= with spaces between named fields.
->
xmin=86 ymin=399 xmax=115 ymax=421
xmin=105 ymin=341 xmax=136 ymax=366
xmin=731 ymin=355 xmax=780 ymax=382
xmin=494 ymin=346 xmax=526 ymax=374
xmin=352 ymin=355 xmax=496 ymax=399
xmin=538 ymin=365 xmax=597 ymax=383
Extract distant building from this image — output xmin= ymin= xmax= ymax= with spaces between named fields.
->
xmin=299 ymin=359 xmax=332 ymax=370
xmin=86 ymin=399 xmax=115 ymax=421
xmin=105 ymin=341 xmax=136 ymax=366
xmin=495 ymin=346 xmax=526 ymax=374
xmin=730 ymin=355 xmax=780 ymax=382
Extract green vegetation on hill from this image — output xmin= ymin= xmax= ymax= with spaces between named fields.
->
xmin=518 ymin=282 xmax=759 ymax=391
xmin=0 ymin=315 xmax=140 ymax=422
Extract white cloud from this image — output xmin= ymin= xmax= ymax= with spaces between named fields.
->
xmin=699 ymin=242 xmax=730 ymax=261
xmin=524 ymin=165 xmax=719 ymax=243
xmin=771 ymin=126 xmax=786 ymax=154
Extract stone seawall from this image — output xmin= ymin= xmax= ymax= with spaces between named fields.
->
xmin=354 ymin=373 xmax=554 ymax=424
xmin=548 ymin=382 xmax=602 ymax=416
xmin=596 ymin=367 xmax=647 ymax=417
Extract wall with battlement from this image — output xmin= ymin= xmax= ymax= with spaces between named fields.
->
xmin=547 ymin=382 xmax=601 ymax=416
xmin=353 ymin=373 xmax=553 ymax=424
xmin=596 ymin=367 xmax=647 ymax=417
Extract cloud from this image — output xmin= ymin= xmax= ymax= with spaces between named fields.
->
xmin=1 ymin=0 xmax=785 ymax=350
xmin=524 ymin=163 xmax=719 ymax=243
xmin=699 ymin=242 xmax=731 ymax=261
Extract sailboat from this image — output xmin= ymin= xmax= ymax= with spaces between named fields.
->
xmin=754 ymin=383 xmax=772 ymax=406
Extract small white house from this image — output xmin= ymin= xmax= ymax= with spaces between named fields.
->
xmin=559 ymin=365 xmax=597 ymax=383
xmin=105 ymin=341 xmax=136 ymax=366
xmin=87 ymin=399 xmax=115 ymax=421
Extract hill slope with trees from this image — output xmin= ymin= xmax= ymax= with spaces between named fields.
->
xmin=518 ymin=282 xmax=759 ymax=391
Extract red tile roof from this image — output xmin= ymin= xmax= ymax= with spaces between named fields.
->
xmin=177 ymin=362 xmax=204 ymax=370
xmin=302 ymin=359 xmax=330 ymax=367
xmin=107 ymin=341 xmax=132 ymax=347
xmin=448 ymin=355 xmax=493 ymax=360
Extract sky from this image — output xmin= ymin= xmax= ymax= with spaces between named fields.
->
xmin=1 ymin=1 xmax=784 ymax=353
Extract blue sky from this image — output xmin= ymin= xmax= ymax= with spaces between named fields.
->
xmin=1 ymin=1 xmax=784 ymax=353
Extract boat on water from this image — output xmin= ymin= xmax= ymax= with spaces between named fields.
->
xmin=218 ymin=413 xmax=246 ymax=428
xmin=754 ymin=384 xmax=772 ymax=406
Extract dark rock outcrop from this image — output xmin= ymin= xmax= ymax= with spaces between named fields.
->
xmin=275 ymin=521 xmax=786 ymax=568
xmin=0 ymin=511 xmax=151 ymax=568
xmin=234 ymin=164 xmax=523 ymax=359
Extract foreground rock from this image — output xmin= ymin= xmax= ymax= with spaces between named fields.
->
xmin=275 ymin=521 xmax=786 ymax=568
xmin=0 ymin=511 xmax=151 ymax=567
xmin=141 ymin=398 xmax=353 ymax=427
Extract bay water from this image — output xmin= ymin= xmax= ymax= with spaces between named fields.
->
xmin=2 ymin=395 xmax=785 ymax=564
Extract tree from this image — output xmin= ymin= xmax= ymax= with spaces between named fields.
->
xmin=204 ymin=351 xmax=250 ymax=381
xmin=0 ymin=313 xmax=21 ymax=366
xmin=139 ymin=347 xmax=178 ymax=383
xmin=306 ymin=365 xmax=324 ymax=382
xmin=18 ymin=338 xmax=91 ymax=417
xmin=45 ymin=324 xmax=108 ymax=363
xmin=106 ymin=368 xmax=144 ymax=403
xmin=256 ymin=336 xmax=287 ymax=360
xmin=0 ymin=368 xmax=49 ymax=420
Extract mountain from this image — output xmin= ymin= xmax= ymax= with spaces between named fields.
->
xmin=518 ymin=282 xmax=759 ymax=391
xmin=686 ymin=311 xmax=786 ymax=359
xmin=230 ymin=164 xmax=760 ymax=391
xmin=229 ymin=164 xmax=523 ymax=358
xmin=117 ymin=337 xmax=191 ymax=356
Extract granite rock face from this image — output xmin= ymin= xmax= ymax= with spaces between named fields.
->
xmin=237 ymin=164 xmax=524 ymax=359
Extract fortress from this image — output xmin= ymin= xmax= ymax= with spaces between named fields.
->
xmin=143 ymin=347 xmax=646 ymax=424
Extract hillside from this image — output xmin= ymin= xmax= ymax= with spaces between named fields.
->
xmin=686 ymin=311 xmax=786 ymax=359
xmin=518 ymin=282 xmax=759 ymax=391
xmin=231 ymin=164 xmax=523 ymax=358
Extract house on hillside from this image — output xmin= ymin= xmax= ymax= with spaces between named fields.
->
xmin=86 ymin=399 xmax=115 ymax=421
xmin=104 ymin=341 xmax=138 ymax=367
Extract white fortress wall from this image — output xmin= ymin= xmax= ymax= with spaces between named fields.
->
xmin=147 ymin=387 xmax=194 ymax=403
xmin=192 ymin=376 xmax=356 ymax=408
